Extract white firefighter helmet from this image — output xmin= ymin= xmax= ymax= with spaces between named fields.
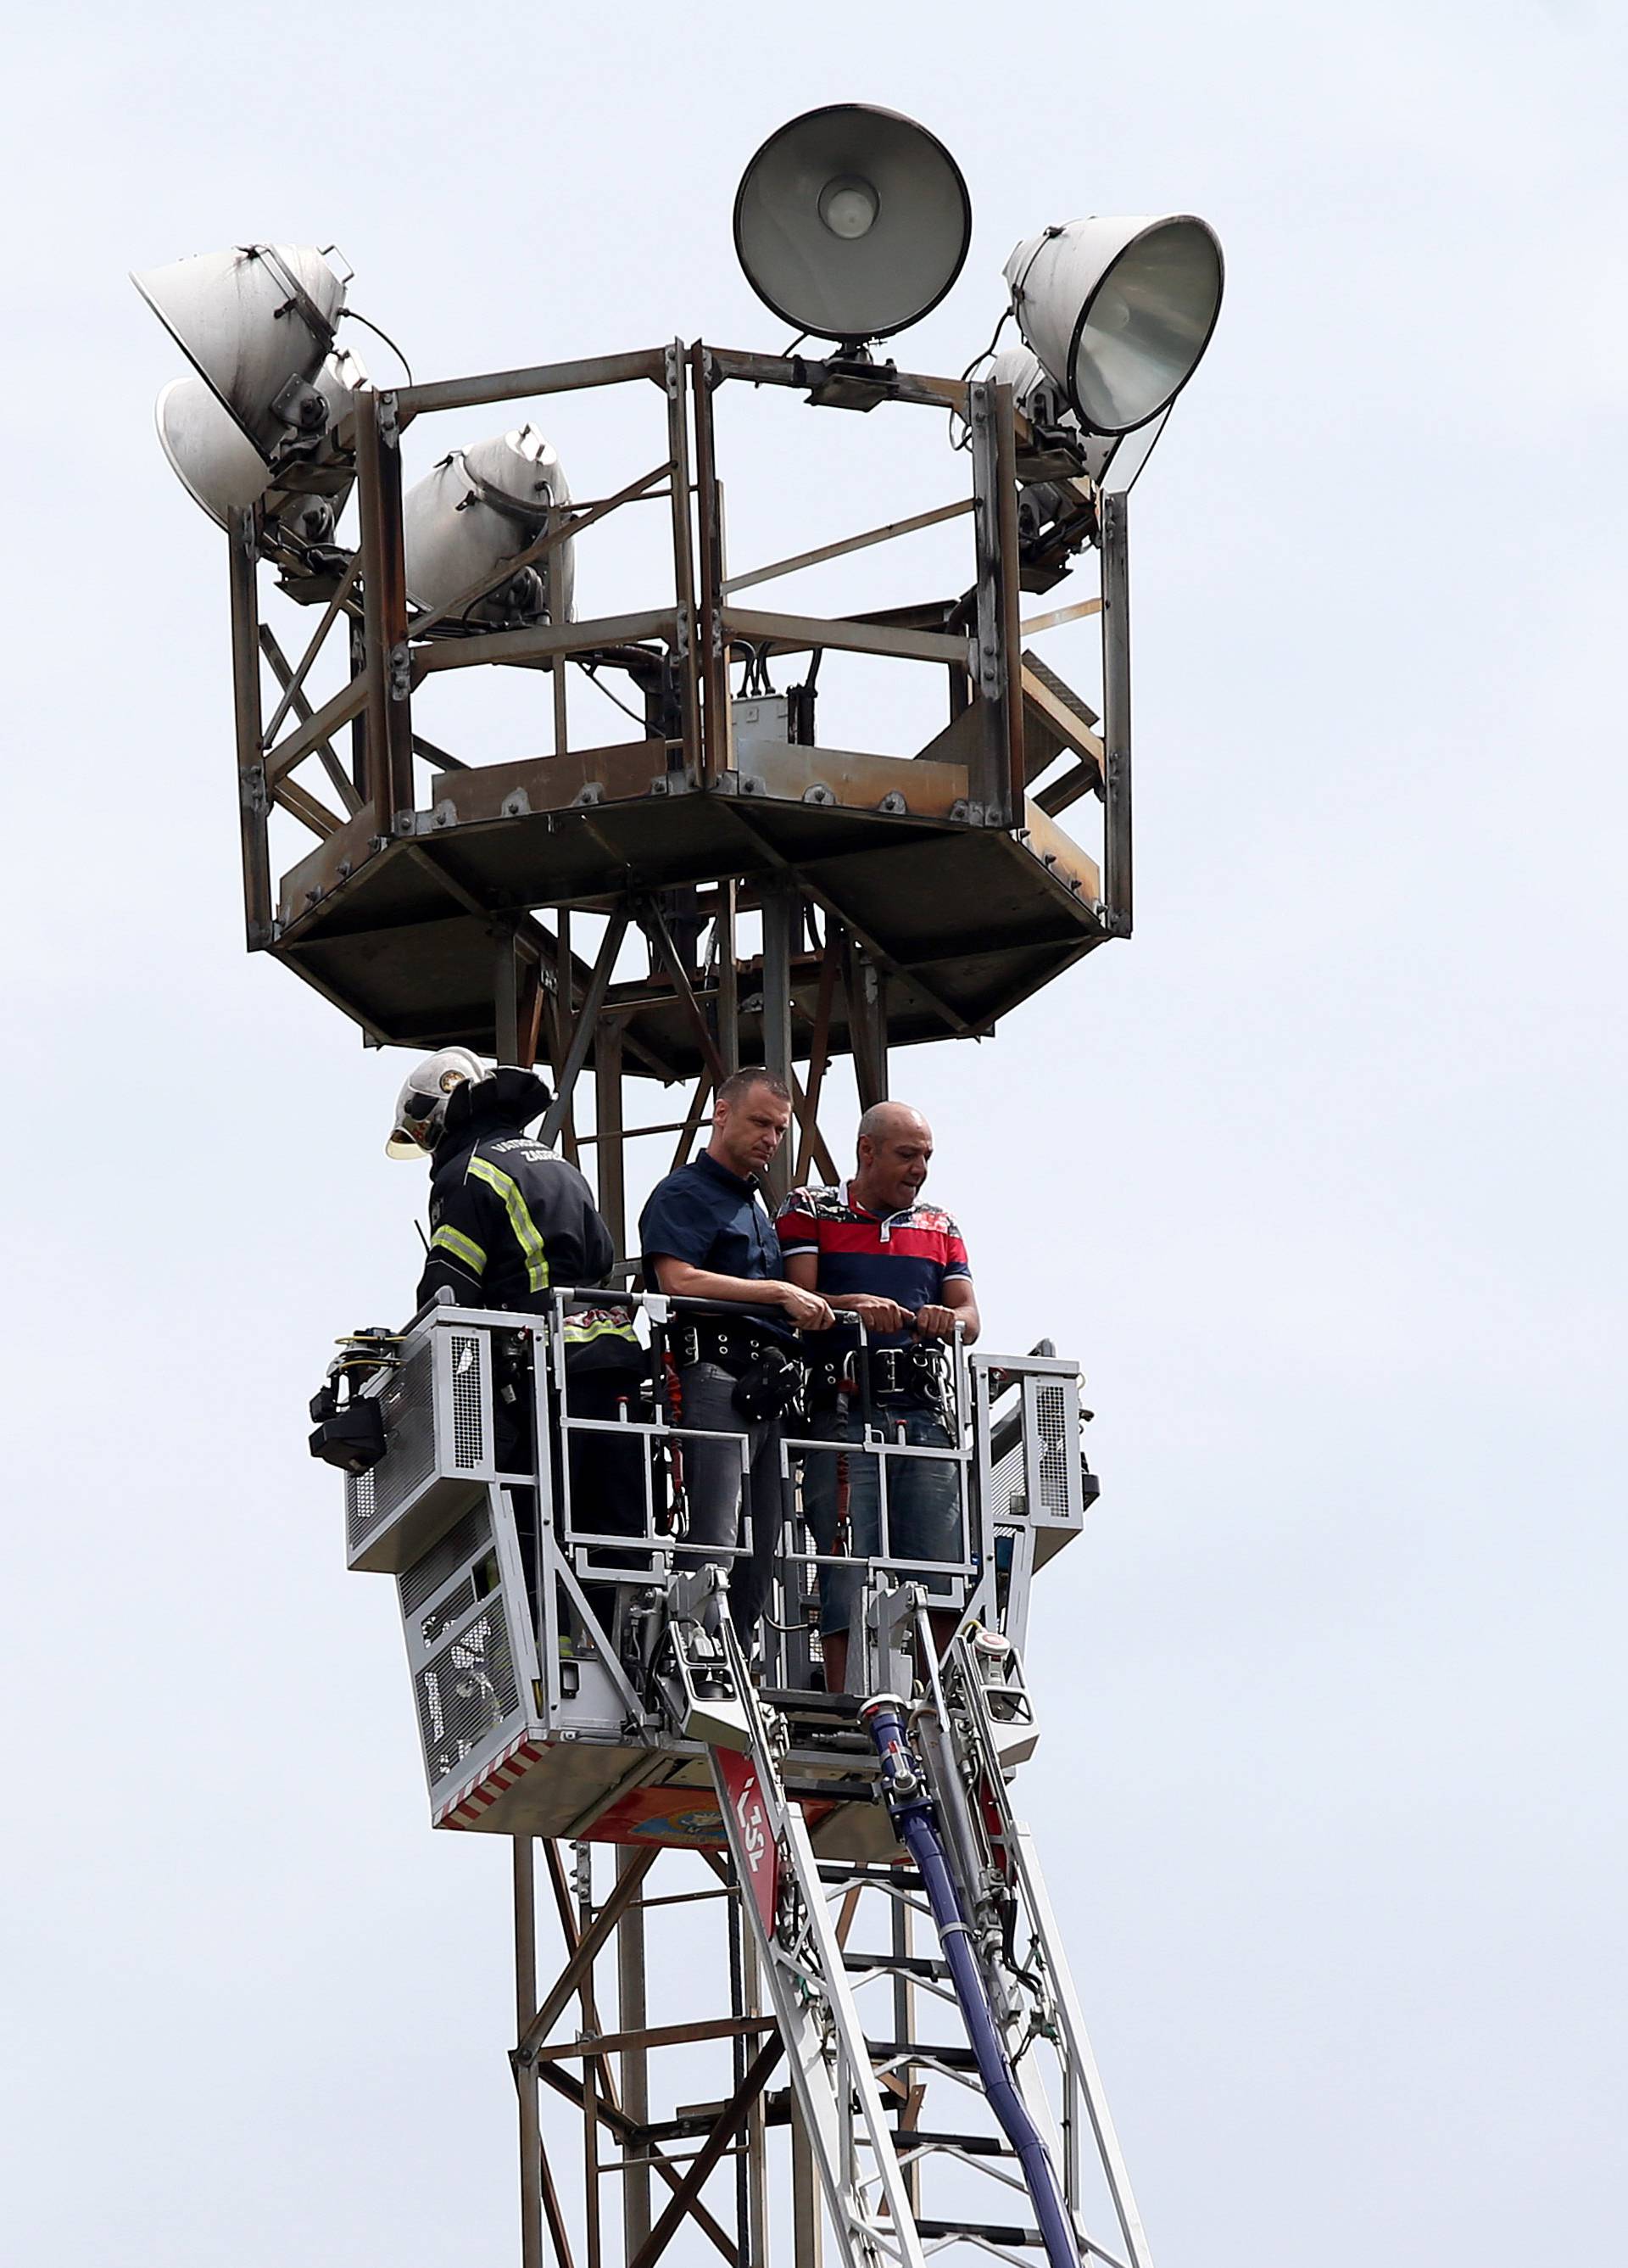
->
xmin=386 ymin=1047 xmax=488 ymax=1158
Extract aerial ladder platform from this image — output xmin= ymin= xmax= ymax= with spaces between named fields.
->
xmin=316 ymin=1289 xmax=1155 ymax=2267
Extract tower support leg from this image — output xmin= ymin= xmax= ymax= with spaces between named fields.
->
xmin=515 ymin=1838 xmax=545 ymax=2268
xmin=616 ymin=1847 xmax=650 ymax=2260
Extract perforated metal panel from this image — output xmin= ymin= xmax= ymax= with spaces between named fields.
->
xmin=345 ymin=1317 xmax=502 ymax=1573
xmin=1034 ymin=1381 xmax=1075 ymax=1519
xmin=449 ymin=1332 xmax=488 ymax=1469
xmin=414 ymin=1602 xmax=522 ymax=1787
xmin=973 ymin=1355 xmax=1088 ymax=1625
xmin=347 ymin=1463 xmax=375 ymax=1543
xmin=399 ymin=1500 xmax=493 ymax=1618
xmin=988 ymin=1433 xmax=1026 ymax=1524
xmin=346 ymin=1338 xmax=435 ymax=1562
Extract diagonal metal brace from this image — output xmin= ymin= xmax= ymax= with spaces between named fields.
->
xmin=514 ymin=1843 xmax=656 ymax=2068
xmin=627 ymin=2034 xmax=786 ymax=2268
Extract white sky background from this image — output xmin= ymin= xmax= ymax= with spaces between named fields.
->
xmin=3 ymin=3 xmax=1625 ymax=2261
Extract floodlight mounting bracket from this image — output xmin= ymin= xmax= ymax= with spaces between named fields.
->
xmin=1014 ymin=422 xmax=1092 ymax=485
xmin=800 ymin=350 xmax=900 ymax=413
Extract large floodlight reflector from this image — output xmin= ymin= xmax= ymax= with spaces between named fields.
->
xmin=155 ymin=377 xmax=269 ymax=524
xmin=154 ymin=346 xmax=368 ymax=529
xmin=734 ymin=103 xmax=971 ymax=345
xmin=131 ymin=243 xmax=348 ymax=464
xmin=1005 ymin=216 xmax=1224 ymax=435
xmin=402 ymin=426 xmax=574 ymax=628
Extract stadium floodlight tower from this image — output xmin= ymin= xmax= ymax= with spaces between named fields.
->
xmin=137 ymin=105 xmax=1222 ymax=2268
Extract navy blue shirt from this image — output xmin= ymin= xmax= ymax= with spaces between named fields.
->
xmin=638 ymin=1150 xmax=790 ymax=1338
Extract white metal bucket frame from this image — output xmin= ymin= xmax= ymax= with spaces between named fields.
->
xmin=354 ymin=1291 xmax=1091 ymax=1763
xmin=535 ymin=1289 xmax=990 ymax=1685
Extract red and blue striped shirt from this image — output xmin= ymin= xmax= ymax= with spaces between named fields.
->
xmin=774 ymin=1183 xmax=972 ymax=1350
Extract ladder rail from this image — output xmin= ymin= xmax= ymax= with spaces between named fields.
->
xmin=708 ymin=1617 xmax=930 ymax=2268
xmin=951 ymin=1639 xmax=1156 ymax=2268
xmin=657 ymin=1564 xmax=1154 ymax=2268
xmin=863 ymin=1695 xmax=1084 ymax=2268
xmin=912 ymin=1613 xmax=1079 ymax=2194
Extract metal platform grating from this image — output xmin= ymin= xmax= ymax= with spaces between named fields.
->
xmin=414 ymin=1600 xmax=521 ymax=1788
xmin=449 ymin=1332 xmax=487 ymax=1469
xmin=399 ymin=1500 xmax=494 ymax=1618
xmin=1034 ymin=1381 xmax=1074 ymax=1518
xmin=348 ymin=1338 xmax=436 ymax=1560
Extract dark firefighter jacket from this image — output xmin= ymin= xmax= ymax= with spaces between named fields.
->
xmin=416 ymin=1068 xmax=640 ymax=1371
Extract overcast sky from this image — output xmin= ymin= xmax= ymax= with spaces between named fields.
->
xmin=4 ymin=4 xmax=1624 ymax=2264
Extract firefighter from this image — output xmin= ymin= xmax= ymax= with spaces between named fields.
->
xmin=387 ymin=1048 xmax=646 ymax=1635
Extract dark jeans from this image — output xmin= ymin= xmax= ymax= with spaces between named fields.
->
xmin=800 ymin=1402 xmax=962 ymax=1637
xmin=559 ymin=1367 xmax=650 ymax=1639
xmin=672 ymin=1360 xmax=785 ymax=1639
xmin=499 ymin=1366 xmax=649 ymax=1641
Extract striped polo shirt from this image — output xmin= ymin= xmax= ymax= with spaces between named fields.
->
xmin=774 ymin=1183 xmax=972 ymax=1351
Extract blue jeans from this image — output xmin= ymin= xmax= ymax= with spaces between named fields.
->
xmin=800 ymin=1405 xmax=964 ymax=1639
xmin=672 ymin=1361 xmax=785 ymax=1638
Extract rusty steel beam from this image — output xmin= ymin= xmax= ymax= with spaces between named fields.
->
xmin=721 ymin=605 xmax=968 ymax=668
xmin=272 ymin=775 xmax=343 ymax=838
xmin=259 ymin=555 xmax=362 ymax=750
xmin=265 ymin=673 xmax=370 ymax=787
xmin=992 ymin=382 xmax=1028 ymax=825
xmin=1101 ymin=486 xmax=1133 ymax=935
xmin=396 ymin=346 xmax=668 ymax=419
xmin=414 ymin=607 xmax=678 ymax=679
xmin=793 ymin=927 xmax=842 ymax=1187
xmin=259 ymin=625 xmax=364 ymax=817
xmin=692 ymin=345 xmax=731 ymax=789
xmin=626 ymin=2036 xmax=786 ymax=2268
xmin=529 ymin=2014 xmax=778 ymax=2066
xmin=227 ymin=511 xmax=272 ymax=947
xmin=705 ymin=344 xmax=970 ymax=416
xmin=516 ymin=1841 xmax=656 ymax=2068
xmin=354 ymin=389 xmax=415 ymax=828
xmin=639 ymin=899 xmax=726 ymax=1087
xmin=664 ymin=344 xmax=702 ymax=785
xmin=725 ymin=495 xmax=974 ymax=595
xmin=540 ymin=1847 xmax=739 ymax=2268
xmin=532 ymin=2066 xmax=739 ymax=2268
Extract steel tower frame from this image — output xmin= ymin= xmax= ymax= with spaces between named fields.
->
xmin=222 ymin=335 xmax=1141 ymax=2266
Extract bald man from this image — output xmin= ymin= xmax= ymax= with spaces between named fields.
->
xmin=775 ymin=1103 xmax=980 ymax=1690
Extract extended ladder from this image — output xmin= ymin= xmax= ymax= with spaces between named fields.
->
xmin=703 ymin=1605 xmax=1155 ymax=2267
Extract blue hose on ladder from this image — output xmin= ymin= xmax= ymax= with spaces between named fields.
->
xmin=862 ymin=1698 xmax=1081 ymax=2268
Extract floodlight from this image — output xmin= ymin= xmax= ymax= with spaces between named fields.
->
xmin=154 ymin=346 xmax=369 ymax=532
xmin=131 ymin=243 xmax=349 ymax=466
xmin=988 ymin=344 xmax=1117 ymax=481
xmin=402 ymin=426 xmax=575 ymax=628
xmin=733 ymin=103 xmax=971 ymax=346
xmin=1004 ymin=216 xmax=1223 ymax=435
xmin=154 ymin=377 xmax=268 ymax=523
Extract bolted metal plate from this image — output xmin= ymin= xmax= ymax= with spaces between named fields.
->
xmin=271 ymin=740 xmax=1106 ymax=1067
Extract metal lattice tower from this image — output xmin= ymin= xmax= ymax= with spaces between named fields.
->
xmin=189 ymin=303 xmax=1171 ymax=2268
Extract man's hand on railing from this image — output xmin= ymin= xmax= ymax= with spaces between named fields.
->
xmin=773 ymin=1281 xmax=836 ymax=1332
xmin=912 ymin=1304 xmax=961 ymax=1341
xmin=842 ymin=1293 xmax=910 ymax=1336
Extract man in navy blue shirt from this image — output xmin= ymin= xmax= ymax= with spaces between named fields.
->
xmin=639 ymin=1068 xmax=832 ymax=1642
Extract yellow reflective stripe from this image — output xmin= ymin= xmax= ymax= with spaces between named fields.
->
xmin=468 ymin=1158 xmax=549 ymax=1291
xmin=563 ymin=1314 xmax=640 ymax=1344
xmin=429 ymin=1224 xmax=487 ymax=1275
